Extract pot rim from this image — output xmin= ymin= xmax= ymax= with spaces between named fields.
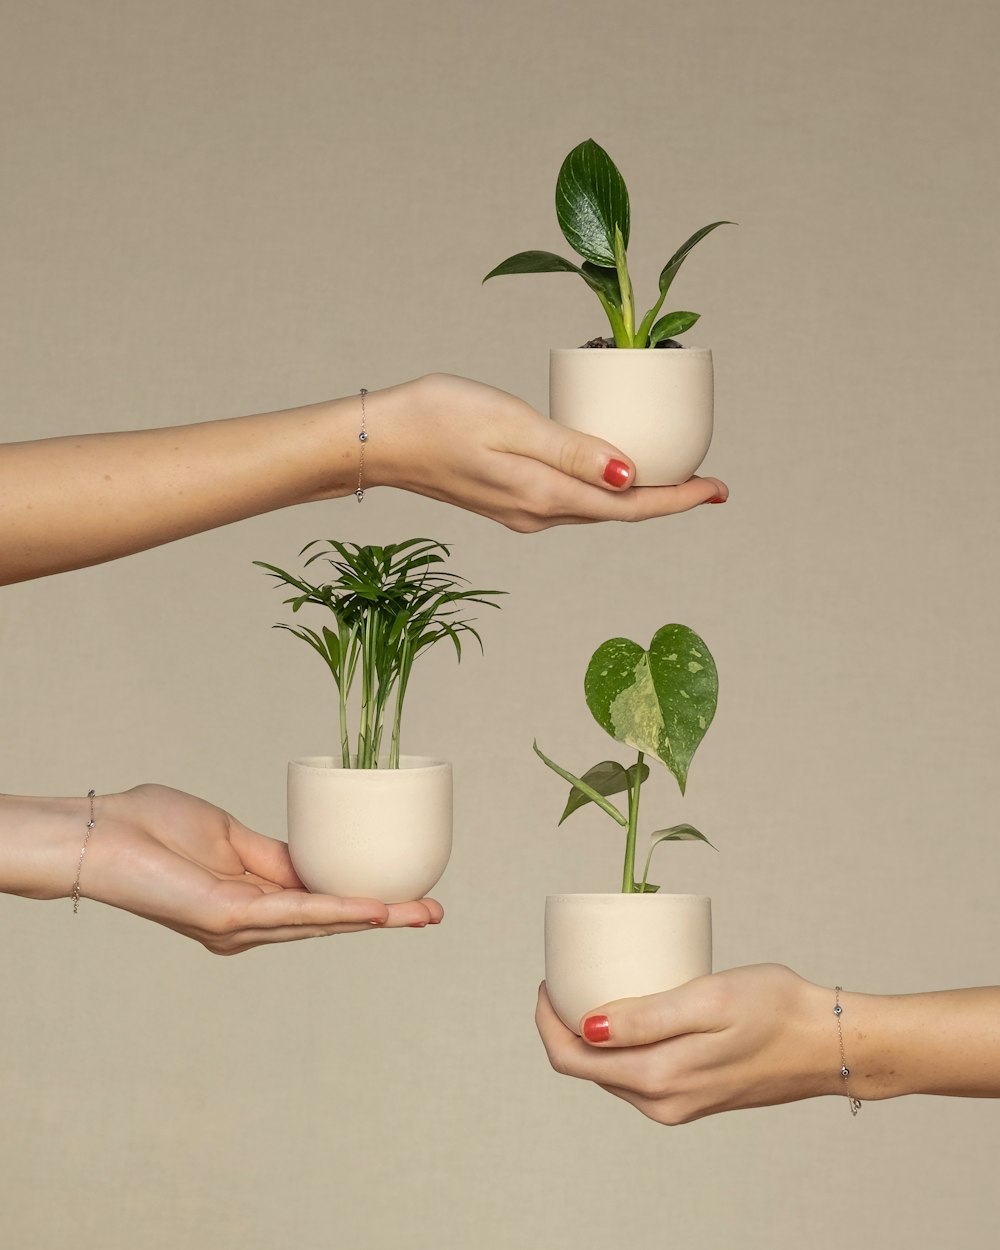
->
xmin=549 ymin=345 xmax=711 ymax=357
xmin=290 ymin=754 xmax=450 ymax=772
xmin=546 ymin=892 xmax=710 ymax=904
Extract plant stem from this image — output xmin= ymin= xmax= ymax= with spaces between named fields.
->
xmin=337 ymin=622 xmax=352 ymax=769
xmin=390 ymin=635 xmax=412 ymax=769
xmin=358 ymin=610 xmax=375 ymax=767
xmin=621 ymin=750 xmax=643 ymax=893
xmin=613 ymin=225 xmax=636 ymax=347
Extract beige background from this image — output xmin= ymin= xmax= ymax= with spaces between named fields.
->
xmin=2 ymin=1 xmax=998 ymax=1247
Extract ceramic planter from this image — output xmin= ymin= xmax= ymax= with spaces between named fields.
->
xmin=287 ymin=755 xmax=452 ymax=903
xmin=549 ymin=347 xmax=714 ymax=486
xmin=544 ymin=892 xmax=712 ymax=1033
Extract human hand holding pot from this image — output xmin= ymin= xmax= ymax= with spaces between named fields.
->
xmin=536 ymin=966 xmax=831 ymax=1124
xmin=1 ymin=784 xmax=443 ymax=953
xmin=536 ymin=966 xmax=1000 ymax=1123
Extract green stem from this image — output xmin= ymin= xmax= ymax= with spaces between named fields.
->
xmin=613 ymin=225 xmax=636 ymax=347
xmin=621 ymin=750 xmax=643 ymax=892
xmin=357 ymin=611 xmax=376 ymax=767
xmin=593 ymin=288 xmax=630 ymax=349
xmin=337 ymin=625 xmax=353 ymax=769
xmin=635 ymin=289 xmax=666 ymax=349
xmin=390 ymin=637 xmax=412 ymax=769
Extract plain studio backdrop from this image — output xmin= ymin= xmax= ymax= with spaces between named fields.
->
xmin=2 ymin=2 xmax=998 ymax=1248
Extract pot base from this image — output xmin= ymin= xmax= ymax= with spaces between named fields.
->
xmin=287 ymin=756 xmax=453 ymax=903
xmin=544 ymin=892 xmax=712 ymax=1033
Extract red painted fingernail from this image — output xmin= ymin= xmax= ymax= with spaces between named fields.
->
xmin=582 ymin=1014 xmax=611 ymax=1043
xmin=603 ymin=458 xmax=631 ymax=488
xmin=706 ymin=495 xmax=727 ymax=504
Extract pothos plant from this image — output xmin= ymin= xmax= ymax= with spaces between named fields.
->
xmin=534 ymin=623 xmax=718 ymax=893
xmin=255 ymin=539 xmax=503 ymax=770
xmin=484 ymin=138 xmax=731 ymax=349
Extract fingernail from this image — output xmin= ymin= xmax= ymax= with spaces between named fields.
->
xmin=603 ymin=458 xmax=631 ymax=488
xmin=582 ymin=1014 xmax=611 ymax=1043
xmin=369 ymin=918 xmax=386 ymax=926
xmin=706 ymin=495 xmax=727 ymax=504
xmin=408 ymin=922 xmax=428 ymax=929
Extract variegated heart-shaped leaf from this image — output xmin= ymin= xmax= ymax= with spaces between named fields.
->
xmin=584 ymin=624 xmax=717 ymax=793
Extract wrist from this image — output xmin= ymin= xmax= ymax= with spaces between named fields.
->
xmin=822 ymin=988 xmax=917 ymax=1102
xmin=0 ymin=793 xmax=93 ymax=901
xmin=362 ymin=374 xmax=441 ymax=494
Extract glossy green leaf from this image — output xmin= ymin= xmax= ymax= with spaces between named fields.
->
xmin=555 ymin=139 xmax=630 ymax=267
xmin=649 ymin=311 xmax=700 ymax=346
xmin=584 ymin=624 xmax=718 ymax=793
xmin=482 ymin=251 xmax=582 ymax=282
xmin=558 ymin=759 xmax=650 ymax=824
xmin=657 ymin=221 xmax=733 ymax=299
xmin=579 ymin=262 xmax=621 ymax=305
xmin=532 ymin=741 xmax=627 ymax=827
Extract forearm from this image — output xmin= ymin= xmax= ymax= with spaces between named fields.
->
xmin=0 ymin=793 xmax=84 ymax=900
xmin=0 ymin=390 xmax=375 ymax=585
xmin=846 ymin=986 xmax=1000 ymax=1100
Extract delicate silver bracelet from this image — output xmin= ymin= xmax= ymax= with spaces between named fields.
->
xmin=834 ymin=986 xmax=862 ymax=1116
xmin=355 ymin=387 xmax=369 ymax=502
xmin=71 ymin=789 xmax=97 ymax=913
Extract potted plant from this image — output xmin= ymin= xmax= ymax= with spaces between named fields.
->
xmin=534 ymin=623 xmax=718 ymax=1032
xmin=255 ymin=538 xmax=503 ymax=903
xmin=484 ymin=138 xmax=732 ymax=486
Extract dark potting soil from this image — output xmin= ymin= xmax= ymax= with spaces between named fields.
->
xmin=581 ymin=336 xmax=683 ymax=348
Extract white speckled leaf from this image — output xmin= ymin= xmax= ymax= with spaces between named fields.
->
xmin=584 ymin=625 xmax=717 ymax=794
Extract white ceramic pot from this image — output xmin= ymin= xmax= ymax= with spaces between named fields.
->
xmin=287 ymin=755 xmax=452 ymax=903
xmin=549 ymin=346 xmax=714 ymax=486
xmin=544 ymin=892 xmax=712 ymax=1033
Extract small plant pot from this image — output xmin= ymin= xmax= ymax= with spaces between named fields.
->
xmin=549 ymin=347 xmax=714 ymax=486
xmin=544 ymin=892 xmax=712 ymax=1033
xmin=287 ymin=755 xmax=452 ymax=903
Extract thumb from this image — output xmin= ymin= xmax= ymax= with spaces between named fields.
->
xmin=580 ymin=981 xmax=706 ymax=1047
xmin=511 ymin=418 xmax=637 ymax=491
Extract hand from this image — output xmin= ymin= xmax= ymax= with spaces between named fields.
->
xmin=7 ymin=785 xmax=443 ymax=954
xmin=373 ymin=374 xmax=728 ymax=531
xmin=535 ymin=966 xmax=835 ymax=1124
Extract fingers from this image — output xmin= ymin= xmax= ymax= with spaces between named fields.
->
xmin=535 ymin=983 xmax=627 ymax=1085
xmin=502 ymin=412 xmax=729 ymax=511
xmin=535 ymin=472 xmax=728 ymax=527
xmin=578 ymin=979 xmax=710 ymax=1048
xmin=227 ymin=818 xmax=305 ymax=889
xmin=505 ymin=418 xmax=639 ymax=492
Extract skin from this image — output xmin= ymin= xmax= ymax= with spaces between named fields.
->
xmin=535 ymin=966 xmax=1000 ymax=1123
xmin=1 ymin=786 xmax=443 ymax=954
xmin=2 ymin=372 xmax=726 ymax=947
xmin=0 ymin=372 xmax=728 ymax=586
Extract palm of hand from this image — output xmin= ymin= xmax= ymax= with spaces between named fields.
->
xmin=86 ymin=784 xmax=443 ymax=953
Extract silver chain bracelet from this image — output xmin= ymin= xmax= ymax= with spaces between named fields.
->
xmin=834 ymin=986 xmax=862 ymax=1116
xmin=71 ymin=789 xmax=96 ymax=913
xmin=355 ymin=387 xmax=369 ymax=502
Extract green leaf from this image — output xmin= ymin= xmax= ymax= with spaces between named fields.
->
xmin=555 ymin=139 xmax=630 ymax=267
xmin=584 ymin=624 xmax=718 ymax=794
xmin=648 ymin=823 xmax=717 ymax=850
xmin=532 ymin=741 xmax=627 ymax=827
xmin=482 ymin=251 xmax=583 ymax=282
xmin=649 ymin=311 xmax=700 ymax=346
xmin=657 ymin=221 xmax=733 ymax=299
xmin=638 ymin=824 xmax=715 ymax=893
xmin=558 ymin=759 xmax=650 ymax=824
xmin=634 ymin=880 xmax=660 ymax=894
xmin=579 ymin=262 xmax=621 ymax=305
